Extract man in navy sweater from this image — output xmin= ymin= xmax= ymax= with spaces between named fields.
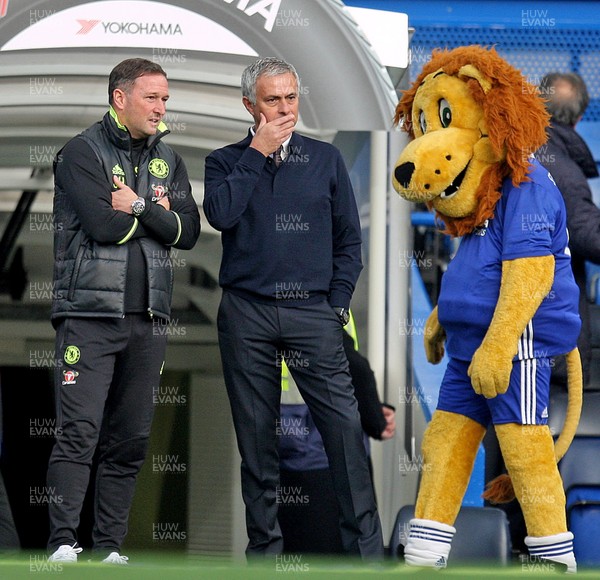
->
xmin=203 ymin=57 xmax=383 ymax=560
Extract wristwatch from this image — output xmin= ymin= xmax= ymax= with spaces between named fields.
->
xmin=131 ymin=196 xmax=146 ymax=217
xmin=334 ymin=307 xmax=350 ymax=326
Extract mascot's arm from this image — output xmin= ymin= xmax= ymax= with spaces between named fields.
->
xmin=468 ymin=255 xmax=554 ymax=398
xmin=424 ymin=306 xmax=446 ymax=364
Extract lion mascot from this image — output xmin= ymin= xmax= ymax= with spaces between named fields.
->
xmin=392 ymin=45 xmax=582 ymax=572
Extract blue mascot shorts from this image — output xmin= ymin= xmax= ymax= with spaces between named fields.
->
xmin=437 ymin=357 xmax=552 ymax=427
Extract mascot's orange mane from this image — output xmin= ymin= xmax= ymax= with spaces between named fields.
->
xmin=394 ymin=46 xmax=550 ymax=237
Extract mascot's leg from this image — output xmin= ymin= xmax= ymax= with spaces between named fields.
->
xmin=495 ymin=423 xmax=576 ymax=573
xmin=404 ymin=410 xmax=486 ymax=568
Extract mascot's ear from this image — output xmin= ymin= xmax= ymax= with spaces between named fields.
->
xmin=458 ymin=64 xmax=492 ymax=94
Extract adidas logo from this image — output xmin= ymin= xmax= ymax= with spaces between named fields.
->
xmin=435 ymin=556 xmax=447 ymax=568
xmin=112 ymin=164 xmax=125 ymax=176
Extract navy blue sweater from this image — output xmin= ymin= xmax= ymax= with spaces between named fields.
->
xmin=203 ymin=131 xmax=362 ymax=308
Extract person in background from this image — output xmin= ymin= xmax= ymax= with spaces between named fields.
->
xmin=203 ymin=56 xmax=384 ymax=560
xmin=278 ymin=313 xmax=395 ymax=554
xmin=538 ymin=72 xmax=600 ymax=388
xmin=47 ymin=58 xmax=200 ymax=564
xmin=0 ymin=386 xmax=19 ymax=552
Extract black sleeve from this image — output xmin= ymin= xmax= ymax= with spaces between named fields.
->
xmin=57 ymin=139 xmax=200 ymax=249
xmin=343 ymin=332 xmax=388 ymax=439
xmin=55 ymin=137 xmax=140 ymax=244
xmin=136 ymin=151 xmax=201 ymax=250
xmin=545 ymin=142 xmax=600 ymax=263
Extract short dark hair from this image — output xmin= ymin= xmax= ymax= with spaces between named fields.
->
xmin=108 ymin=58 xmax=167 ymax=105
xmin=241 ymin=57 xmax=300 ymax=104
xmin=539 ymin=72 xmax=589 ymax=126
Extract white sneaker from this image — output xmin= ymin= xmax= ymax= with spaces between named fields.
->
xmin=102 ymin=551 xmax=129 ymax=565
xmin=48 ymin=544 xmax=83 ymax=563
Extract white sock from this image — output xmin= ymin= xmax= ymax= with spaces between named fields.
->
xmin=404 ymin=518 xmax=456 ymax=568
xmin=525 ymin=532 xmax=577 ymax=574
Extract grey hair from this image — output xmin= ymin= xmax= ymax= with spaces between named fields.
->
xmin=539 ymin=72 xmax=590 ymax=126
xmin=241 ymin=57 xmax=300 ymax=104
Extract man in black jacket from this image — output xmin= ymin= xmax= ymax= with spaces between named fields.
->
xmin=46 ymin=58 xmax=200 ymax=564
xmin=537 ymin=72 xmax=600 ymax=388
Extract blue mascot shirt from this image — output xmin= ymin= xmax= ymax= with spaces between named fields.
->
xmin=437 ymin=158 xmax=581 ymax=361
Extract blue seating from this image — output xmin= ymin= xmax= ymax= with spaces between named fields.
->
xmin=559 ymin=438 xmax=600 ymax=567
xmin=585 ymin=262 xmax=600 ymax=305
xmin=550 ymin=391 xmax=600 ymax=567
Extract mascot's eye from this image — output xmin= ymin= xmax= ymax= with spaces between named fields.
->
xmin=418 ymin=111 xmax=427 ymax=134
xmin=439 ymin=99 xmax=452 ymax=128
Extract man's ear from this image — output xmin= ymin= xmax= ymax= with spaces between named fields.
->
xmin=112 ymin=88 xmax=126 ymax=111
xmin=458 ymin=64 xmax=492 ymax=94
xmin=242 ymin=96 xmax=255 ymax=117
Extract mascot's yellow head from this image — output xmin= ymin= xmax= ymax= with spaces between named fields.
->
xmin=392 ymin=45 xmax=550 ymax=237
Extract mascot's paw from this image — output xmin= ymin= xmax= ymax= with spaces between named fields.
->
xmin=468 ymin=343 xmax=512 ymax=398
xmin=424 ymin=335 xmax=445 ymax=365
xmin=424 ymin=307 xmax=446 ymax=364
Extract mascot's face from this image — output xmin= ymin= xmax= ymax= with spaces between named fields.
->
xmin=392 ymin=67 xmax=503 ymax=218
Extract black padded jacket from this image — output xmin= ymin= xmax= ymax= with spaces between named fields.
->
xmin=51 ymin=109 xmax=200 ymax=324
xmin=538 ymin=120 xmax=600 ymax=385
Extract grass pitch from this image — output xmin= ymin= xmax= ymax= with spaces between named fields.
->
xmin=1 ymin=551 xmax=599 ymax=579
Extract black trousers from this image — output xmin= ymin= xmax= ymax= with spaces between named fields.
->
xmin=46 ymin=315 xmax=167 ymax=553
xmin=278 ymin=468 xmax=344 ymax=554
xmin=217 ymin=292 xmax=383 ymax=558
xmin=0 ymin=470 xmax=19 ymax=550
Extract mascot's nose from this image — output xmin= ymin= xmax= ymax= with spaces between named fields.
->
xmin=395 ymin=162 xmax=415 ymax=188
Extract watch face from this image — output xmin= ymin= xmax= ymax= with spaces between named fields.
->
xmin=132 ymin=198 xmax=145 ymax=216
xmin=336 ymin=308 xmax=349 ymax=325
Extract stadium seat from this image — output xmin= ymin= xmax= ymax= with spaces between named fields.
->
xmin=585 ymin=262 xmax=600 ymax=305
xmin=558 ymin=438 xmax=600 ymax=567
xmin=548 ymin=390 xmax=600 ymax=438
xmin=389 ymin=505 xmax=512 ymax=564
